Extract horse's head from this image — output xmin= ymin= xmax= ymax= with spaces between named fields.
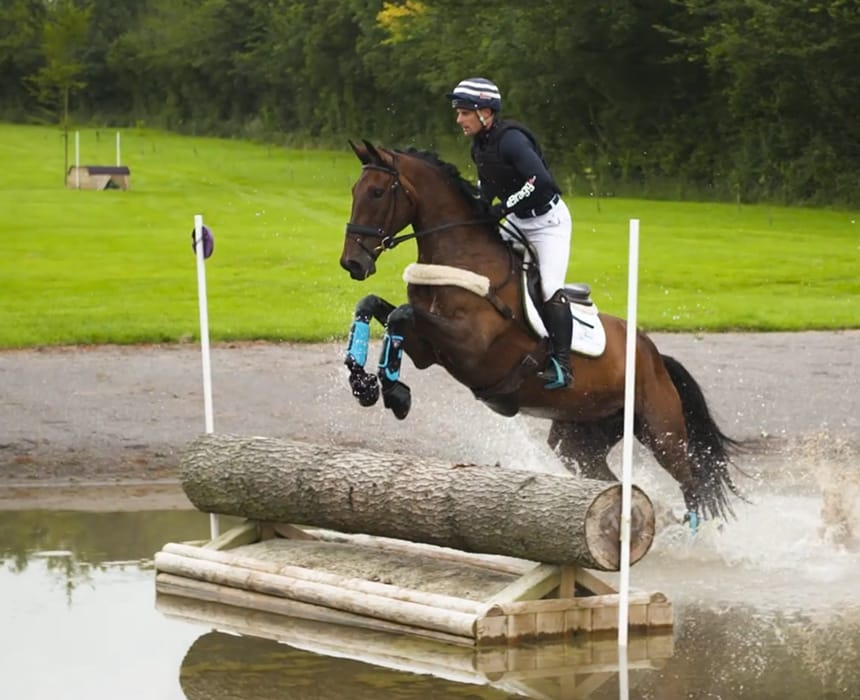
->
xmin=340 ymin=140 xmax=416 ymax=281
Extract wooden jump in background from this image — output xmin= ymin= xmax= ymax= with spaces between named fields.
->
xmin=155 ymin=433 xmax=672 ymax=645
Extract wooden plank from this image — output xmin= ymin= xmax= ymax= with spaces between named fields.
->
xmin=203 ymin=521 xmax=259 ymax=551
xmin=566 ymin=606 xmax=592 ymax=633
xmin=162 ymin=542 xmax=481 ymax=615
xmin=590 ymin=603 xmax=620 ymax=632
xmin=627 ymin=602 xmax=649 ymax=627
xmin=570 ymin=567 xmax=616 ymax=595
xmin=558 ymin=565 xmax=577 ymax=598
xmin=484 ymin=563 xmax=560 ymax=605
xmin=155 ymin=551 xmax=477 ymax=638
xmin=507 ymin=612 xmax=538 ymax=642
xmin=647 ymin=600 xmax=674 ymax=627
xmin=485 ymin=591 xmax=653 ymax=616
xmin=474 ymin=613 xmax=508 ymax=644
xmin=270 ymin=523 xmax=319 ymax=540
xmin=156 ymin=573 xmax=471 ymax=645
xmin=535 ymin=610 xmax=566 ymax=638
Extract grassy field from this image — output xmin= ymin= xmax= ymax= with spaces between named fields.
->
xmin=0 ymin=123 xmax=857 ymax=349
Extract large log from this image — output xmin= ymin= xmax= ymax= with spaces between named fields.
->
xmin=179 ymin=433 xmax=655 ymax=570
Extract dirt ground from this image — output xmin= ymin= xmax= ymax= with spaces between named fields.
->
xmin=1 ymin=331 xmax=857 ymax=511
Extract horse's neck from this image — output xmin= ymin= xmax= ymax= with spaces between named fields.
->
xmin=415 ymin=220 xmax=505 ymax=270
xmin=413 ymin=199 xmax=505 ymax=269
xmin=401 ymin=157 xmax=508 ymax=271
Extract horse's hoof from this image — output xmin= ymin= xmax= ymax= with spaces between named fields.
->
xmin=349 ymin=369 xmax=379 ymax=407
xmin=683 ymin=510 xmax=699 ymax=534
xmin=382 ymin=380 xmax=411 ymax=420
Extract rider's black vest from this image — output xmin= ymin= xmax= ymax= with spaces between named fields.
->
xmin=471 ymin=119 xmax=561 ymax=210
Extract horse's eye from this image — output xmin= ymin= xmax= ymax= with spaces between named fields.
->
xmin=372 ymin=187 xmax=385 ymax=198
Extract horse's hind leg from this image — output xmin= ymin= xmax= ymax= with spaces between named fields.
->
xmin=635 ymin=373 xmax=700 ymax=518
xmin=548 ymin=415 xmax=623 ymax=482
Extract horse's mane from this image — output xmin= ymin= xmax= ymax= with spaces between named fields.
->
xmin=395 ymin=147 xmax=491 ymax=218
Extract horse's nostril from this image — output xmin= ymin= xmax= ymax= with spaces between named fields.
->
xmin=340 ymin=258 xmax=365 ymax=280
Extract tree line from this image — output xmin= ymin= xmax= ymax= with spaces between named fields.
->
xmin=2 ymin=0 xmax=858 ymax=206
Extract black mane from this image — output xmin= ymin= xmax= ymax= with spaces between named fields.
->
xmin=395 ymin=147 xmax=490 ymax=217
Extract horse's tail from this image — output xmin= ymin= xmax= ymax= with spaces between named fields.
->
xmin=661 ymin=354 xmax=746 ymax=520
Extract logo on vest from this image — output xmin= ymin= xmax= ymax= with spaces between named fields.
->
xmin=505 ymin=176 xmax=536 ymax=209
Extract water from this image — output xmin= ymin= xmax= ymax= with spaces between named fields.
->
xmin=1 ymin=462 xmax=858 ymax=699
xmin=0 ymin=511 xmax=211 ymax=700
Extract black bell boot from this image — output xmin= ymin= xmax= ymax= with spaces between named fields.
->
xmin=535 ymin=290 xmax=574 ymax=389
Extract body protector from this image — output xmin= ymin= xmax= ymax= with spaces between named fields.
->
xmin=471 ymin=120 xmax=561 ymax=217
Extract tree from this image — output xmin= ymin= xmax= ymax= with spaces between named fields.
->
xmin=27 ymin=0 xmax=92 ymax=181
xmin=674 ymin=0 xmax=860 ymax=203
xmin=0 ymin=0 xmax=46 ymax=118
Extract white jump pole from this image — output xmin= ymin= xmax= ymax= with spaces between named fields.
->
xmin=116 ymin=131 xmax=121 ymax=166
xmin=193 ymin=214 xmax=218 ymax=538
xmin=74 ymin=131 xmax=80 ymax=188
xmin=618 ymin=218 xmax=640 ymax=648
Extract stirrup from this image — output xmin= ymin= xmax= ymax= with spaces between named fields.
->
xmin=536 ymin=357 xmax=571 ymax=390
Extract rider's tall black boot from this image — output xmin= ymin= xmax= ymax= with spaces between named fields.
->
xmin=536 ymin=290 xmax=573 ymax=390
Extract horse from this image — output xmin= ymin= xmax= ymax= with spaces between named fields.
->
xmin=339 ymin=140 xmax=744 ymax=527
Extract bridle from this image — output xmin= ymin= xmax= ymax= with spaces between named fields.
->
xmin=344 ymin=153 xmax=492 ymax=257
xmin=344 ymin=157 xmax=409 ymax=256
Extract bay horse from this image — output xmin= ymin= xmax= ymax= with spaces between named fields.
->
xmin=339 ymin=140 xmax=743 ymax=526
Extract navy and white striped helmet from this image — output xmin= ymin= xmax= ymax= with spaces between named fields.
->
xmin=447 ymin=77 xmax=502 ymax=112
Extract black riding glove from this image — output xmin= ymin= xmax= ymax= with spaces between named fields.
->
xmin=487 ymin=203 xmax=507 ymax=221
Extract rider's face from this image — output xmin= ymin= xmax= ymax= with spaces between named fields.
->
xmin=455 ymin=108 xmax=492 ymax=136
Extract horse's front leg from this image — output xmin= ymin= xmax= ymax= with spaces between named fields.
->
xmin=375 ymin=304 xmax=420 ymax=420
xmin=344 ymin=294 xmax=396 ymax=407
xmin=377 ymin=302 xmax=473 ymax=420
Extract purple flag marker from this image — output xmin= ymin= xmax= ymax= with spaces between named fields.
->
xmin=191 ymin=225 xmax=215 ymax=259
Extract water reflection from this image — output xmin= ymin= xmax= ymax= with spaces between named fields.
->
xmin=0 ymin=510 xmax=215 ymax=700
xmin=166 ymin=593 xmax=859 ymax=699
xmin=174 ymin=615 xmax=670 ymax=700
xmin=1 ymin=508 xmax=859 ymax=699
xmin=0 ymin=510 xmax=214 ymax=566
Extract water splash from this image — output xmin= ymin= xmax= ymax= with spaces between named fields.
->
xmin=636 ymin=466 xmax=860 ymax=616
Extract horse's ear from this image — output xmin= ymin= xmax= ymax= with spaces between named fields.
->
xmin=362 ymin=139 xmax=385 ymax=166
xmin=348 ymin=139 xmax=369 ymax=165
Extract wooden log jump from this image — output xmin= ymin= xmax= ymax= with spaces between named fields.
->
xmin=179 ymin=433 xmax=656 ymax=570
xmin=156 ymin=433 xmax=672 ymax=645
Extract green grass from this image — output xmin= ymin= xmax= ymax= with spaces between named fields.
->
xmin=0 ymin=123 xmax=857 ymax=349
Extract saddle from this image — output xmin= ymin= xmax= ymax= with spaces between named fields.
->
xmin=520 ymin=252 xmax=606 ymax=357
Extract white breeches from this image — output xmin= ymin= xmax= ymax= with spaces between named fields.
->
xmin=507 ymin=198 xmax=572 ymax=301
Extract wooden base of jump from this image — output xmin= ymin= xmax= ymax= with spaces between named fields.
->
xmin=155 ymin=519 xmax=673 ymax=646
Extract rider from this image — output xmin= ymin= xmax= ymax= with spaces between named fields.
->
xmin=447 ymin=77 xmax=574 ymax=389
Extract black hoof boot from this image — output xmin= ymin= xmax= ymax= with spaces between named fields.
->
xmin=381 ymin=379 xmax=411 ymax=420
xmin=347 ymin=364 xmax=379 ymax=407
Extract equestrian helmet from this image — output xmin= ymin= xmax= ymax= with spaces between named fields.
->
xmin=447 ymin=77 xmax=502 ymax=112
